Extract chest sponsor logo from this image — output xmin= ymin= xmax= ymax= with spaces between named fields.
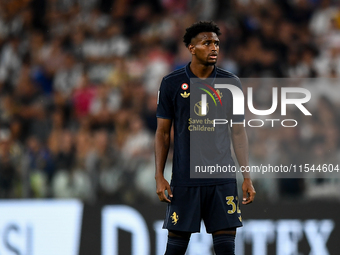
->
xmin=194 ymin=101 xmax=209 ymax=116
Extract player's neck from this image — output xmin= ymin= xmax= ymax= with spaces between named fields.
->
xmin=189 ymin=61 xmax=214 ymax=79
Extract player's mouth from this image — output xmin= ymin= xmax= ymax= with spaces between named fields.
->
xmin=208 ymin=54 xmax=218 ymax=59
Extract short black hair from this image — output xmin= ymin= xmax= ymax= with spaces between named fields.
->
xmin=183 ymin=21 xmax=221 ymax=47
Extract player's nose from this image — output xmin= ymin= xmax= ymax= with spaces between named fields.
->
xmin=211 ymin=44 xmax=218 ymax=52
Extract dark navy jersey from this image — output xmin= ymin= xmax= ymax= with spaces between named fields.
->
xmin=157 ymin=63 xmax=244 ymax=186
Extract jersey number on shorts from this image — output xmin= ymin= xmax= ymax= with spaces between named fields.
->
xmin=226 ymin=196 xmax=241 ymax=214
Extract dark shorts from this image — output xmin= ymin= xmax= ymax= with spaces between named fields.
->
xmin=163 ymin=182 xmax=243 ymax=233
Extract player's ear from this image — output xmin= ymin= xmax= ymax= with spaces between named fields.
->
xmin=188 ymin=43 xmax=195 ymax=55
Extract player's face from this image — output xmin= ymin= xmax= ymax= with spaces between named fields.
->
xmin=190 ymin=32 xmax=220 ymax=66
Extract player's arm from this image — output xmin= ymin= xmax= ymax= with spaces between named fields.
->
xmin=155 ymin=117 xmax=173 ymax=203
xmin=230 ymin=124 xmax=256 ymax=205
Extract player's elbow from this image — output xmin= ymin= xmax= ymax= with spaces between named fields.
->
xmin=155 ymin=128 xmax=171 ymax=144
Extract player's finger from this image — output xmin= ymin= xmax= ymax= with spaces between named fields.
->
xmin=162 ymin=190 xmax=171 ymax=203
xmin=243 ymin=188 xmax=256 ymax=205
xmin=242 ymin=197 xmax=252 ymax=204
xmin=248 ymin=189 xmax=256 ymax=203
xmin=242 ymin=189 xmax=248 ymax=204
xmin=156 ymin=189 xmax=165 ymax=202
xmin=157 ymin=189 xmax=171 ymax=203
xmin=166 ymin=185 xmax=173 ymax=198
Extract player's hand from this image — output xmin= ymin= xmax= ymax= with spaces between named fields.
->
xmin=242 ymin=178 xmax=256 ymax=205
xmin=155 ymin=176 xmax=173 ymax=203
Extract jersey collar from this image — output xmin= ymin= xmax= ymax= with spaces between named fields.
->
xmin=185 ymin=62 xmax=217 ymax=80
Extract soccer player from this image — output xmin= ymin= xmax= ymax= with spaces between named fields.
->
xmin=155 ymin=21 xmax=256 ymax=255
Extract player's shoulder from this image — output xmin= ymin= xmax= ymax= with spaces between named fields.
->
xmin=216 ymin=67 xmax=242 ymax=88
xmin=163 ymin=66 xmax=187 ymax=82
xmin=216 ymin=67 xmax=240 ymax=80
xmin=216 ymin=67 xmax=239 ymax=80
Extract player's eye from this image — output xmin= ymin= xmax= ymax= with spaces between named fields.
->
xmin=215 ymin=42 xmax=219 ymax=46
xmin=204 ymin=42 xmax=209 ymax=46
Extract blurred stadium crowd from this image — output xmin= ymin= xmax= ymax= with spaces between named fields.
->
xmin=0 ymin=0 xmax=339 ymax=203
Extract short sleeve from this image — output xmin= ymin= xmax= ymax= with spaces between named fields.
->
xmin=156 ymin=78 xmax=174 ymax=119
